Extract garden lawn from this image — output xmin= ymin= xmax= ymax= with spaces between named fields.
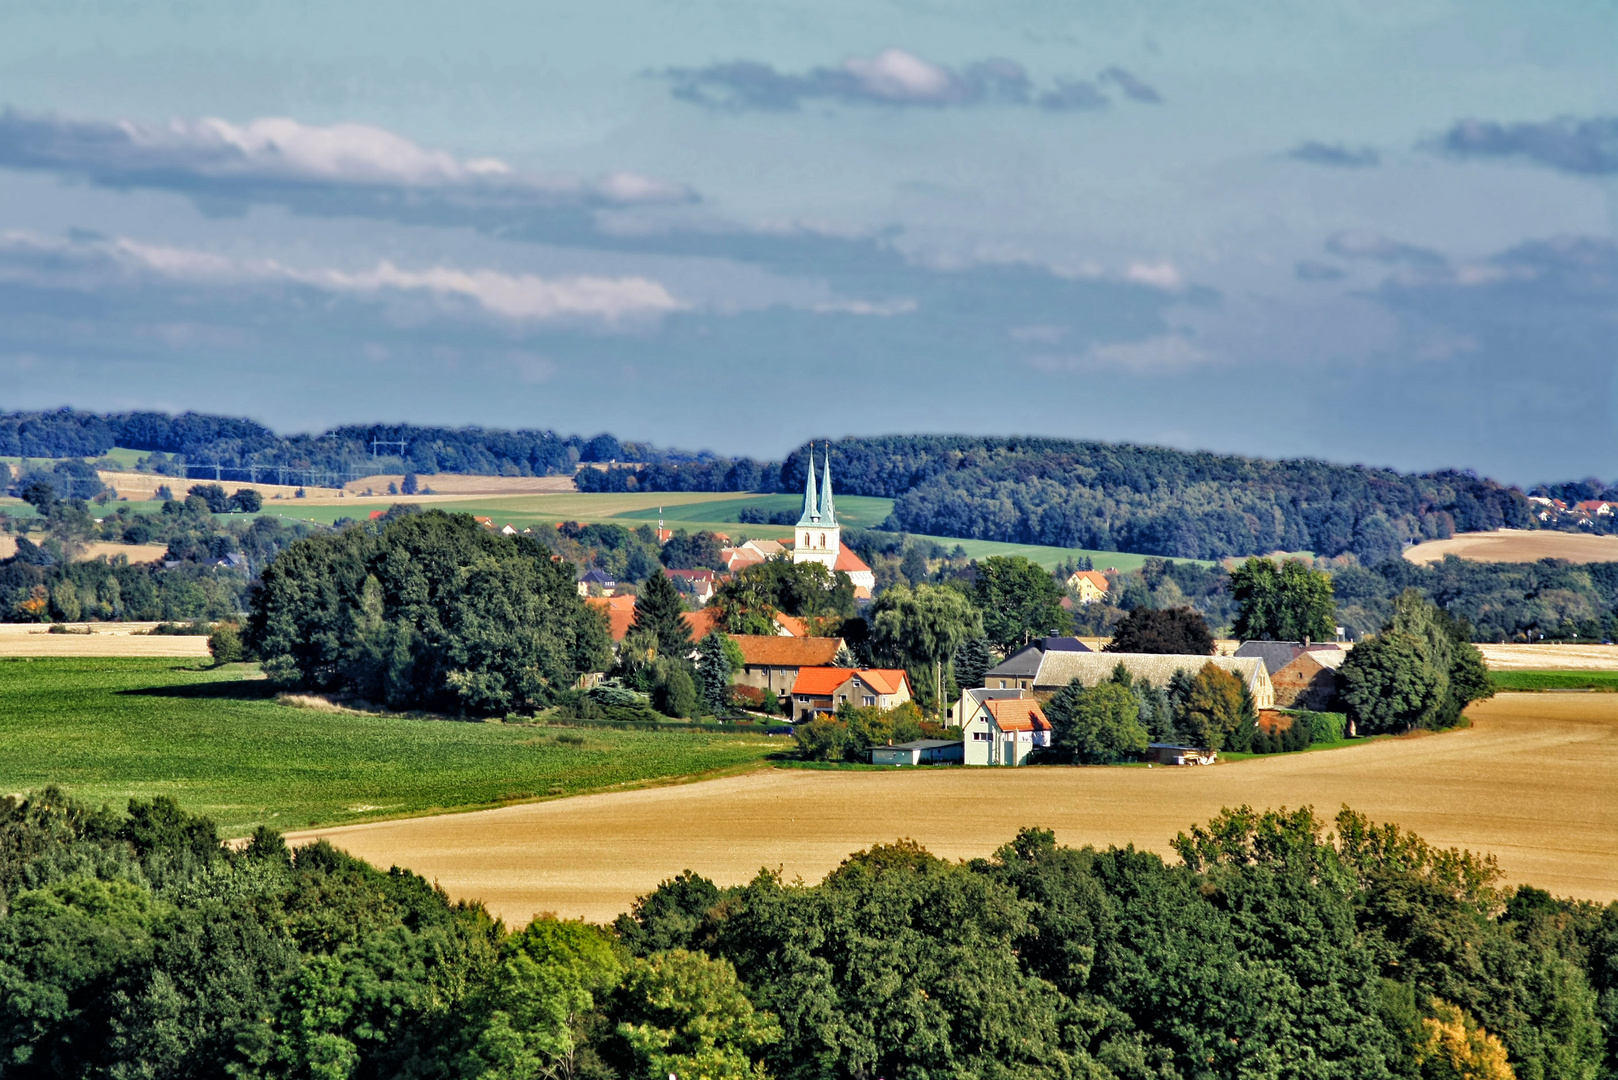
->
xmin=0 ymin=658 xmax=780 ymax=836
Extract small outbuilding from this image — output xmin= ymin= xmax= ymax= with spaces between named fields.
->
xmin=870 ymin=739 xmax=964 ymax=766
xmin=1145 ymin=743 xmax=1217 ymax=766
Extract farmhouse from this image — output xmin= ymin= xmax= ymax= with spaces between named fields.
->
xmin=950 ymin=685 xmax=1036 ymax=726
xmin=789 ymin=666 xmax=911 ymax=722
xmin=962 ymin=694 xmax=1052 ymax=766
xmin=576 ymin=568 xmax=617 ymax=596
xmin=789 ymin=447 xmax=877 ymax=598
xmin=1233 ymin=641 xmax=1346 ymax=709
xmin=730 ymin=635 xmax=846 ymax=699
xmin=1065 ymin=569 xmax=1110 ymax=604
xmin=981 ymin=651 xmax=1276 ymax=709
xmin=978 ymin=638 xmax=1094 ymax=691
xmin=870 ymin=739 xmax=964 ymax=766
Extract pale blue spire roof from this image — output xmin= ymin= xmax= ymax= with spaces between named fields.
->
xmin=796 ymin=444 xmax=820 ymax=527
xmin=819 ymin=448 xmax=837 ymax=525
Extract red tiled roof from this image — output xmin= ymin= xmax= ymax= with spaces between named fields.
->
xmin=733 ymin=636 xmax=843 ymax=668
xmin=684 ymin=609 xmax=720 ymax=639
xmin=1069 ymin=570 xmax=1109 ymax=591
xmin=773 ymin=613 xmax=809 ymax=637
xmin=585 ymin=594 xmax=637 ymax=640
xmin=833 ymin=547 xmax=872 ymax=574
xmin=791 ymin=666 xmax=909 ymax=697
xmin=984 ymin=698 xmax=1051 ymax=732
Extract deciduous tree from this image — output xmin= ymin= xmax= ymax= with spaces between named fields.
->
xmin=1106 ymin=606 xmax=1214 ymax=655
xmin=973 ymin=556 xmax=1071 ymax=654
xmin=1230 ymin=557 xmax=1337 ymax=642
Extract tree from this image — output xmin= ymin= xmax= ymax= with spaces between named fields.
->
xmin=870 ymin=583 xmax=983 ymax=716
xmin=652 ymin=660 xmax=699 ymax=719
xmin=1179 ymin=663 xmax=1249 ymax=751
xmin=228 ymin=488 xmax=262 ymax=513
xmin=1230 ymin=557 xmax=1336 ymax=642
xmin=952 ymin=635 xmax=993 ymax=691
xmin=207 ymin=623 xmax=244 ymax=664
xmin=695 ymin=633 xmax=733 ymax=715
xmin=632 ymin=572 xmax=692 ymax=658
xmin=973 ymin=556 xmax=1071 ymax=654
xmin=401 ymin=472 xmax=419 ymax=495
xmin=609 ymin=950 xmax=780 ymax=1080
xmin=1044 ymin=680 xmax=1149 ymax=763
xmin=187 ymin=484 xmax=230 ymax=513
xmin=18 ymin=477 xmax=56 ymax=511
xmin=1339 ymin=629 xmax=1444 ymax=734
xmin=1106 ymin=606 xmax=1214 ymax=655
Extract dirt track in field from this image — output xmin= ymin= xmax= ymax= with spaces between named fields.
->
xmin=288 ymin=693 xmax=1618 ymax=925
xmin=0 ymin=622 xmax=211 ymax=656
xmin=1406 ymin=528 xmax=1618 ymax=565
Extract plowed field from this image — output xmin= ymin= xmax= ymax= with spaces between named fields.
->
xmin=289 ymin=693 xmax=1618 ymax=925
xmin=1405 ymin=528 xmax=1618 ymax=564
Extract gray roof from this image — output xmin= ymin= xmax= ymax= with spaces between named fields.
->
xmin=1026 ymin=651 xmax=1273 ymax=698
xmin=888 ymin=739 xmax=960 ymax=750
xmin=961 ymin=687 xmax=1029 ymax=707
xmin=1039 ymin=636 xmax=1092 ymax=652
xmin=983 ymin=644 xmax=1044 ymax=680
xmin=1234 ymin=641 xmax=1301 ymax=674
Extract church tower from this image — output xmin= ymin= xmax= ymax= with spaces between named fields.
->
xmin=792 ymin=443 xmax=840 ymax=570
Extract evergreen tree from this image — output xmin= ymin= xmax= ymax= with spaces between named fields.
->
xmin=952 ymin=636 xmax=993 ymax=691
xmin=633 ymin=571 xmax=692 ymax=658
xmin=401 ymin=472 xmax=418 ymax=495
xmin=653 ymin=660 xmax=699 ymax=719
xmin=695 ymin=632 xmax=732 ymax=714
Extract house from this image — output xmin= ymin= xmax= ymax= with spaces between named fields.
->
xmin=585 ymin=594 xmax=638 ymax=640
xmin=1576 ymin=500 xmax=1615 ymax=516
xmin=773 ymin=613 xmax=810 ymax=637
xmin=1065 ymin=570 xmax=1110 ymax=604
xmin=720 ymin=546 xmax=765 ymax=571
xmin=980 ymin=650 xmax=1276 ymax=710
xmin=663 ymin=568 xmax=722 ymax=604
xmin=683 ymin=608 xmax=720 ymax=640
xmin=950 ymin=685 xmax=1034 ymax=726
xmin=500 ymin=523 xmax=518 ymax=536
xmin=207 ymin=552 xmax=248 ymax=570
xmin=789 ymin=666 xmax=911 ymax=722
xmin=976 ymin=638 xmax=1094 ymax=692
xmin=1146 ymin=743 xmax=1217 ymax=766
xmin=963 ymin=695 xmax=1051 ymax=766
xmin=577 ymin=568 xmax=617 ymax=597
xmin=787 ymin=446 xmax=877 ymax=598
xmin=474 ymin=516 xmax=495 ymax=529
xmin=871 ymin=739 xmax=964 ymax=766
xmin=731 ymin=635 xmax=846 ymax=699
xmin=1233 ymin=641 xmax=1346 ymax=710
xmin=744 ymin=538 xmax=787 ymax=559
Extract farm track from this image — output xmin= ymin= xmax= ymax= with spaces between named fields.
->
xmin=289 ymin=693 xmax=1618 ymax=925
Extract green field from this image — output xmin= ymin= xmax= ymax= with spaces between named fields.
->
xmin=1489 ymin=670 xmax=1618 ymax=691
xmin=0 ymin=658 xmax=781 ymax=836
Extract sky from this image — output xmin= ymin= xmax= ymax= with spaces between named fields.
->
xmin=1 ymin=0 xmax=1615 ymax=485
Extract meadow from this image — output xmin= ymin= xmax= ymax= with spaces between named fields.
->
xmin=0 ymin=658 xmax=780 ymax=835
xmin=1490 ymin=669 xmax=1618 ymax=691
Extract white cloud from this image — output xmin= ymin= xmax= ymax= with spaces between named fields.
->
xmin=1124 ymin=261 xmax=1184 ymax=290
xmin=809 ymin=297 xmax=918 ymax=316
xmin=1030 ymin=333 xmax=1215 ymax=373
xmin=0 ymin=231 xmax=685 ymax=325
xmin=842 ymin=49 xmax=955 ymax=102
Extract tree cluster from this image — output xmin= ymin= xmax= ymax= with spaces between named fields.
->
xmin=246 ymin=510 xmax=612 ymax=714
xmin=1340 ymin=590 xmax=1494 ymax=734
xmin=1045 ymin=660 xmax=1255 ymax=760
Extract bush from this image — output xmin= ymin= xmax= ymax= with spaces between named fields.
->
xmin=730 ymin=684 xmax=765 ymax=707
xmin=207 ymin=623 xmax=245 ymax=664
xmin=1303 ymin=710 xmax=1347 ymax=743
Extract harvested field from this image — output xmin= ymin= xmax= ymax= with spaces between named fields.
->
xmin=0 ymin=536 xmax=169 ymax=564
xmin=0 ymin=622 xmax=211 ymax=657
xmin=1479 ymin=643 xmax=1618 ymax=670
xmin=1405 ymin=528 xmax=1618 ymax=565
xmin=291 ymin=693 xmax=1618 ymax=924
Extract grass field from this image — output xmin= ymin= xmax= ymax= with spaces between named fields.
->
xmin=0 ymin=658 xmax=780 ymax=836
xmin=292 ymin=693 xmax=1618 ymax=923
xmin=1490 ymin=670 xmax=1618 ymax=691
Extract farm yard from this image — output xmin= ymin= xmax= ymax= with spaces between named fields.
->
xmin=1405 ymin=527 xmax=1618 ymax=564
xmin=290 ymin=692 xmax=1618 ymax=924
xmin=0 ymin=658 xmax=780 ymax=834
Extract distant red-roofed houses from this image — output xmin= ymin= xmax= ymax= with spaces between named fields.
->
xmin=368 ymin=510 xmax=385 ymax=520
xmin=655 ymin=526 xmax=674 ymax=543
xmin=663 ymin=568 xmax=723 ymax=604
xmin=789 ymin=666 xmax=911 ymax=722
xmin=1576 ymin=500 xmax=1615 ymax=516
xmin=730 ymin=635 xmax=846 ymax=699
xmin=585 ymin=594 xmax=637 ymax=640
xmin=720 ymin=546 xmax=765 ymax=571
xmin=474 ymin=516 xmax=495 ymax=529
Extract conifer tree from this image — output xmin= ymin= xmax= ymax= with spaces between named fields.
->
xmin=695 ymin=632 xmax=732 ymax=714
xmin=633 ymin=571 xmax=692 ymax=657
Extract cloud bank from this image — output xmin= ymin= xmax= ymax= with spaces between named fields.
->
xmin=1289 ymin=141 xmax=1380 ymax=167
xmin=0 ymin=109 xmax=693 ymax=209
xmin=659 ymin=50 xmax=1159 ymax=111
xmin=1433 ymin=116 xmax=1618 ymax=175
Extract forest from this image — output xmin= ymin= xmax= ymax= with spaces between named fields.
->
xmin=1 ymin=789 xmax=1612 ymax=1080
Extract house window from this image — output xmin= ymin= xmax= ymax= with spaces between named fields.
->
xmin=863 ymin=695 xmax=875 ymax=706
xmin=820 ymin=532 xmax=826 ymax=548
xmin=998 ymin=680 xmax=1006 ymax=688
xmin=804 ymin=532 xmax=811 ymax=546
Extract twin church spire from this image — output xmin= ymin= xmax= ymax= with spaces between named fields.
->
xmin=796 ymin=443 xmax=837 ymax=528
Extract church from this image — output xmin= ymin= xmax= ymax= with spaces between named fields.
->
xmin=791 ymin=446 xmax=876 ymax=598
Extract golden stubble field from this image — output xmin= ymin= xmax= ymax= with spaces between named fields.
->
xmin=0 ymin=622 xmax=211 ymax=657
xmin=1405 ymin=528 xmax=1618 ymax=564
xmin=289 ymin=693 xmax=1618 ymax=925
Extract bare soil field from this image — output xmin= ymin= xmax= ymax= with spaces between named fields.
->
xmin=0 ymin=622 xmax=211 ymax=657
xmin=0 ymin=536 xmax=170 ymax=564
xmin=1405 ymin=528 xmax=1618 ymax=565
xmin=289 ymin=693 xmax=1618 ymax=924
xmin=1479 ymin=643 xmax=1618 ymax=670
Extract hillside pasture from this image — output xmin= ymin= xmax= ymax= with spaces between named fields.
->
xmin=291 ymin=693 xmax=1618 ymax=924
xmin=1405 ymin=528 xmax=1618 ymax=565
xmin=0 ymin=658 xmax=781 ymax=834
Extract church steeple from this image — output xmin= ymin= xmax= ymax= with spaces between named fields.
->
xmin=796 ymin=443 xmax=821 ymax=527
xmin=819 ymin=447 xmax=837 ymax=525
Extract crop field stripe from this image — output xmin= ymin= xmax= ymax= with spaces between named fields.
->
xmin=1490 ymin=670 xmax=1618 ymax=691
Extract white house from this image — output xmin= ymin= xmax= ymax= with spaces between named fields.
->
xmin=962 ymin=695 xmax=1052 ymax=767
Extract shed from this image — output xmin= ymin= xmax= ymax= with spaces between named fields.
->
xmin=870 ymin=739 xmax=964 ymax=766
xmin=1146 ymin=743 xmax=1217 ymax=766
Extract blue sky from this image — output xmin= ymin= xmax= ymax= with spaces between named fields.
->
xmin=1 ymin=0 xmax=1615 ymax=484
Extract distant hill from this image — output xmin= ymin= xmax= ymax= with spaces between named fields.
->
xmin=0 ymin=409 xmax=1559 ymax=562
